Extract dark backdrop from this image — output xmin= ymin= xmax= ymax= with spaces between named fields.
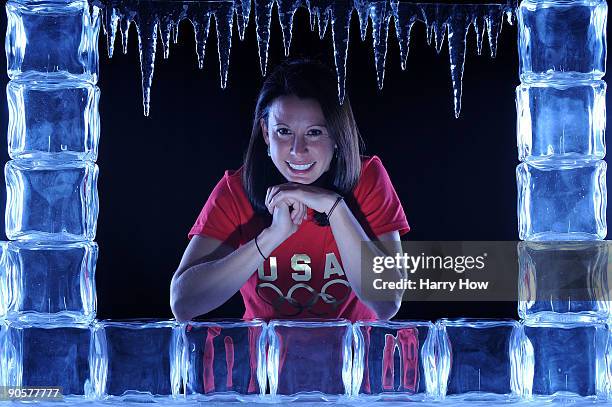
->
xmin=0 ymin=4 xmax=608 ymax=321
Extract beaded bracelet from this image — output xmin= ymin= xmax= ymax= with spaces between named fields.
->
xmin=327 ymin=196 xmax=344 ymax=219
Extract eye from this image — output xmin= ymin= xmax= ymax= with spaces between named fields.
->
xmin=306 ymin=129 xmax=323 ymax=137
xmin=276 ymin=128 xmax=292 ymax=136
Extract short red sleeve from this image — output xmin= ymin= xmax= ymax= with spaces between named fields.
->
xmin=352 ymin=156 xmax=410 ymax=237
xmin=188 ymin=171 xmax=242 ymax=249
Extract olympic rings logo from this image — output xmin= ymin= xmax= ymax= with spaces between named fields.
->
xmin=256 ymin=279 xmax=351 ymax=316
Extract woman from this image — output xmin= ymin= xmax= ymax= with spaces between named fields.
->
xmin=170 ymin=59 xmax=410 ymax=322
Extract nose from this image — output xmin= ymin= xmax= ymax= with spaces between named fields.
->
xmin=290 ymin=135 xmax=308 ymax=155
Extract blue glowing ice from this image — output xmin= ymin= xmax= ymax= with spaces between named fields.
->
xmin=87 ymin=0 xmax=514 ymax=116
xmin=518 ymin=241 xmax=610 ymax=321
xmin=5 ymin=160 xmax=99 ymax=241
xmin=267 ymin=319 xmax=352 ymax=399
xmin=93 ymin=320 xmax=182 ymax=400
xmin=518 ymin=0 xmax=607 ymax=81
xmin=2 ymin=241 xmax=97 ymax=323
xmin=7 ymin=80 xmax=100 ymax=161
xmin=522 ymin=320 xmax=609 ymax=399
xmin=0 ymin=321 xmax=96 ymax=396
xmin=181 ymin=319 xmax=267 ymax=400
xmin=517 ymin=161 xmax=607 ymax=241
xmin=516 ymin=80 xmax=606 ymax=162
xmin=6 ymin=0 xmax=100 ymax=82
xmin=437 ymin=319 xmax=525 ymax=401
xmin=352 ymin=320 xmax=437 ymax=400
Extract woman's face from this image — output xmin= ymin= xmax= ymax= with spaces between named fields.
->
xmin=261 ymin=95 xmax=336 ymax=184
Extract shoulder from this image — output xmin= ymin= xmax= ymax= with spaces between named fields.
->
xmin=208 ymin=166 xmax=250 ymax=206
xmin=215 ymin=166 xmax=246 ymax=193
xmin=355 ymin=155 xmax=390 ymax=188
xmin=359 ymin=155 xmax=385 ymax=176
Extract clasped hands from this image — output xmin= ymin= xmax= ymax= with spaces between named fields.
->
xmin=265 ymin=183 xmax=340 ymax=225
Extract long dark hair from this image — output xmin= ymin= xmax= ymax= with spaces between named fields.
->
xmin=243 ymin=59 xmax=365 ymax=226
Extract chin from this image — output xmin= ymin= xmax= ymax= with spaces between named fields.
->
xmin=286 ymin=176 xmax=315 ymax=184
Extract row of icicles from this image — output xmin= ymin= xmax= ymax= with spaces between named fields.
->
xmin=91 ymin=0 xmax=516 ymax=117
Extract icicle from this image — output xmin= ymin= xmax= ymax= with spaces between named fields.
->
xmin=471 ymin=12 xmax=485 ymax=56
xmin=213 ymin=3 xmax=235 ymax=88
xmin=189 ymin=13 xmax=210 ymax=69
xmin=307 ymin=1 xmax=331 ymax=40
xmin=159 ymin=17 xmax=172 ymax=59
xmin=329 ymin=1 xmax=353 ymax=103
xmin=103 ymin=7 xmax=119 ymax=58
xmin=369 ymin=1 xmax=391 ymax=89
xmin=435 ymin=24 xmax=447 ymax=54
xmin=277 ymin=0 xmax=302 ymax=56
xmin=419 ymin=4 xmax=434 ymax=46
xmin=134 ymin=9 xmax=159 ymax=116
xmin=120 ymin=17 xmax=131 ymax=54
xmin=485 ymin=5 xmax=503 ymax=58
xmin=446 ymin=8 xmax=470 ymax=118
xmin=420 ymin=4 xmax=450 ymax=54
xmin=172 ymin=22 xmax=180 ymax=44
xmin=234 ymin=0 xmax=251 ymax=40
xmin=354 ymin=0 xmax=370 ymax=41
xmin=393 ymin=2 xmax=418 ymax=71
xmin=88 ymin=0 xmax=517 ymax=117
xmin=317 ymin=9 xmax=331 ymax=39
xmin=504 ymin=0 xmax=516 ymax=26
xmin=506 ymin=10 xmax=513 ymax=25
xmin=307 ymin=3 xmax=316 ymax=31
xmin=306 ymin=1 xmax=316 ymax=32
xmin=254 ymin=0 xmax=275 ymax=75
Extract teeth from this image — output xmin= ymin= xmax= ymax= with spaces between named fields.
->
xmin=288 ymin=161 xmax=314 ymax=170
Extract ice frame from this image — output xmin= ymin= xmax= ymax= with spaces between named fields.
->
xmin=1 ymin=0 xmax=610 ymax=402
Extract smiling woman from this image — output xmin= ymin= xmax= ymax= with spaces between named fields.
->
xmin=170 ymin=59 xmax=411 ymax=323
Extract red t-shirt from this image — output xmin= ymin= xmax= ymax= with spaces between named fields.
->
xmin=188 ymin=155 xmax=410 ymax=321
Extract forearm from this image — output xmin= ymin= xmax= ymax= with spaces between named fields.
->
xmin=328 ymin=201 xmax=404 ymax=319
xmin=171 ymin=228 xmax=280 ymax=321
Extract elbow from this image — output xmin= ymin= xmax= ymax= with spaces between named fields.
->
xmin=170 ymin=295 xmax=191 ymax=323
xmin=171 ymin=301 xmax=192 ymax=323
xmin=372 ymin=300 xmax=402 ymax=321
xmin=170 ymin=274 xmax=222 ymax=322
xmin=170 ymin=277 xmax=193 ymax=323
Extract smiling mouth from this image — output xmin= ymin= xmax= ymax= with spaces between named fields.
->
xmin=286 ymin=161 xmax=315 ymax=171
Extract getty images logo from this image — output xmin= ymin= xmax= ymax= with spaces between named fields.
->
xmin=372 ymin=252 xmax=488 ymax=274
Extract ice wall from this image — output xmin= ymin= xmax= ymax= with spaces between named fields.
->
xmin=4 ymin=0 xmax=100 ymax=321
xmin=515 ymin=0 xmax=609 ymax=399
xmin=90 ymin=0 xmax=516 ymax=116
xmin=2 ymin=0 xmax=611 ymax=402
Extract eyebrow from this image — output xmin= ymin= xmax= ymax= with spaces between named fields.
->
xmin=271 ymin=122 xmax=327 ymax=128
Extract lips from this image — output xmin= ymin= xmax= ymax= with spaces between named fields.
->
xmin=286 ymin=161 xmax=315 ymax=171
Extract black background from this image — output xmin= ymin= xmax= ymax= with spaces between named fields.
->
xmin=0 ymin=2 xmax=608 ymax=321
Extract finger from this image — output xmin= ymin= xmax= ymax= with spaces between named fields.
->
xmin=268 ymin=186 xmax=280 ymax=203
xmin=270 ymin=183 xmax=296 ymax=203
xmin=266 ymin=188 xmax=274 ymax=214
xmin=296 ymin=201 xmax=304 ymax=222
xmin=269 ymin=191 xmax=290 ymax=211
xmin=297 ymin=202 xmax=306 ymax=224
xmin=292 ymin=201 xmax=302 ymax=224
xmin=267 ymin=186 xmax=278 ymax=206
xmin=268 ymin=192 xmax=285 ymax=214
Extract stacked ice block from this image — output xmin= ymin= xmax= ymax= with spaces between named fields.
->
xmin=1 ymin=0 xmax=102 ymax=399
xmin=516 ymin=0 xmax=609 ymax=400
